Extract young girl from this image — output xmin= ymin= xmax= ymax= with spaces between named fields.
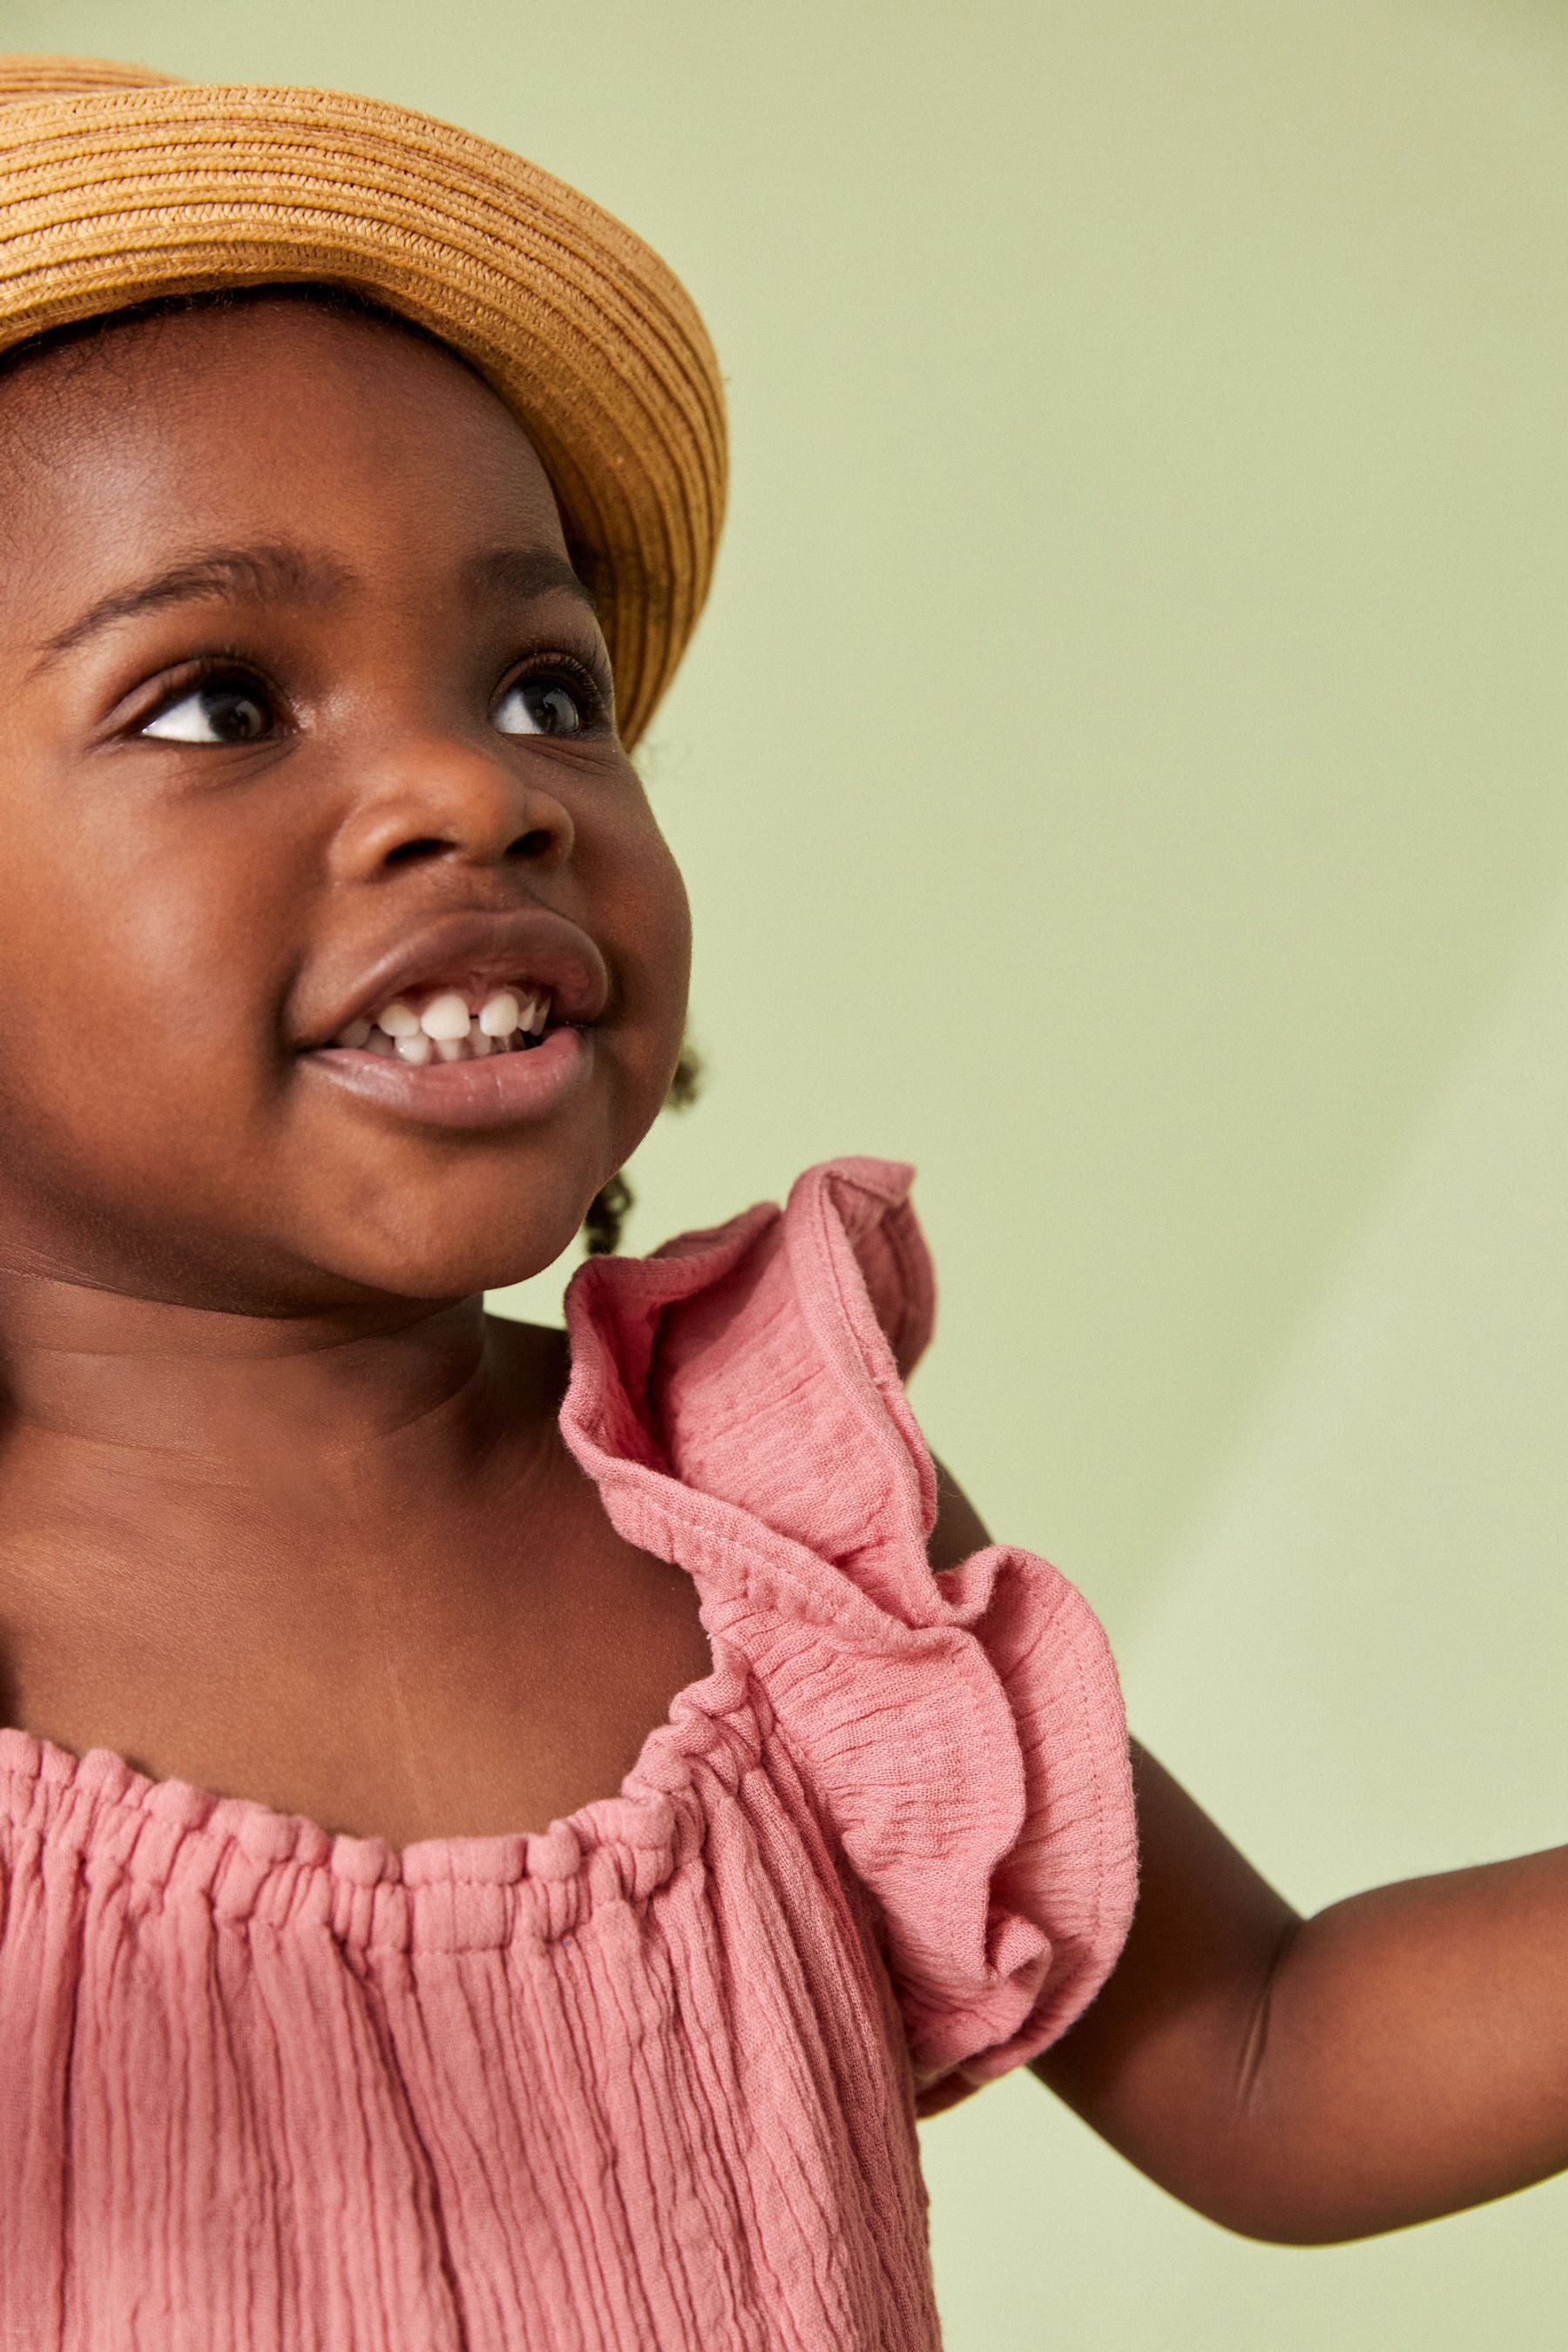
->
xmin=0 ymin=52 xmax=1561 ymax=2352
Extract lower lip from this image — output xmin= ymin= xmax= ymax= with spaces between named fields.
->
xmin=302 ymin=1026 xmax=592 ymax=1130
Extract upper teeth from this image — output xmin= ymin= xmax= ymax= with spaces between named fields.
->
xmin=331 ymin=984 xmax=551 ymax=1056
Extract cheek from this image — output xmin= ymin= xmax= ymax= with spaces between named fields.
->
xmin=0 ymin=787 xmax=293 ymax=1149
xmin=618 ymin=832 xmax=692 ymax=1063
xmin=584 ymin=821 xmax=691 ymax=1164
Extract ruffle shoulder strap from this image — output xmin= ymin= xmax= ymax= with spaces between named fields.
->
xmin=560 ymin=1158 xmax=1138 ymax=2117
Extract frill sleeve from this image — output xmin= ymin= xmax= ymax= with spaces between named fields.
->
xmin=560 ymin=1157 xmax=1139 ymax=2119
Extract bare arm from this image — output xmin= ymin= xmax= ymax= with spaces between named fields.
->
xmin=1036 ymin=1742 xmax=1568 ymax=2244
xmin=929 ymin=1463 xmax=1568 ymax=2245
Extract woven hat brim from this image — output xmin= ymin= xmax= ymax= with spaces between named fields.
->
xmin=0 ymin=76 xmax=727 ymax=747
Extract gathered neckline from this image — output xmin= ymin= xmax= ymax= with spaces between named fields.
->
xmin=0 ymin=1233 xmax=749 ymax=1906
xmin=0 ymin=1157 xmax=948 ymax=1950
xmin=0 ymin=1610 xmax=747 ymax=1895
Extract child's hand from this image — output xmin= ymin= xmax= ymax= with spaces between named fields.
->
xmin=931 ymin=1465 xmax=1568 ymax=2245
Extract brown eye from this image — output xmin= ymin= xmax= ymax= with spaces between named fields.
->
xmin=142 ymin=673 xmax=274 ymax=745
xmin=493 ymin=672 xmax=589 ymax=738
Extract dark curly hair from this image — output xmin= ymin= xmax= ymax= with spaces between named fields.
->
xmin=581 ymin=1039 xmax=702 ymax=1255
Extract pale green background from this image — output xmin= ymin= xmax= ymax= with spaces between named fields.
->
xmin=12 ymin=0 xmax=1568 ymax=2339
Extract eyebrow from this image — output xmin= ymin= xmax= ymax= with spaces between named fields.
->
xmin=29 ymin=541 xmax=598 ymax=678
xmin=30 ymin=543 xmax=356 ymax=675
xmin=461 ymin=547 xmax=599 ymax=618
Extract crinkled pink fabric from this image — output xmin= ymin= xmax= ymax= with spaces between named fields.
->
xmin=0 ymin=1158 xmax=1137 ymax=2350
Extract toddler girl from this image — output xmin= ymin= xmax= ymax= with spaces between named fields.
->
xmin=0 ymin=51 xmax=1562 ymax=2352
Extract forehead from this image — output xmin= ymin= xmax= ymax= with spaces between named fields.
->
xmin=0 ymin=299 xmax=570 ymax=604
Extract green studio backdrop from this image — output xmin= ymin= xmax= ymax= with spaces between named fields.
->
xmin=10 ymin=0 xmax=1568 ymax=2342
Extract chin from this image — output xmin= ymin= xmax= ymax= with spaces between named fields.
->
xmin=317 ymin=1190 xmax=602 ymax=1303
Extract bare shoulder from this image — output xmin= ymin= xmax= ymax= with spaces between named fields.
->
xmin=927 ymin=1455 xmax=993 ymax=1571
xmin=481 ymin=1306 xmax=572 ymax=1423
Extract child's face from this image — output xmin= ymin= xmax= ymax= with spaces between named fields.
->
xmin=0 ymin=298 xmax=692 ymax=1314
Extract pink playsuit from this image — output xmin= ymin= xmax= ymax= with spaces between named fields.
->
xmin=0 ymin=1157 xmax=1138 ymax=2349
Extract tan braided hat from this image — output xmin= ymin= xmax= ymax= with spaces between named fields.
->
xmin=0 ymin=55 xmax=727 ymax=747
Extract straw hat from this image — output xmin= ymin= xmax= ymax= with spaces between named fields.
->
xmin=0 ymin=56 xmax=727 ymax=747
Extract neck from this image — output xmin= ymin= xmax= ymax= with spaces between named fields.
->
xmin=0 ymin=1265 xmax=563 ymax=1577
xmin=0 ymin=1265 xmax=585 ymax=1808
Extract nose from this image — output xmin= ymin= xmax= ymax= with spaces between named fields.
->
xmin=330 ymin=737 xmax=576 ymax=881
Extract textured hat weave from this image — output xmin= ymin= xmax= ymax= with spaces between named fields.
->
xmin=0 ymin=56 xmax=727 ymax=747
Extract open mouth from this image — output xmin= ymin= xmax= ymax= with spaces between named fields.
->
xmin=329 ymin=983 xmax=554 ymax=1064
xmin=301 ymin=912 xmax=607 ymax=1130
